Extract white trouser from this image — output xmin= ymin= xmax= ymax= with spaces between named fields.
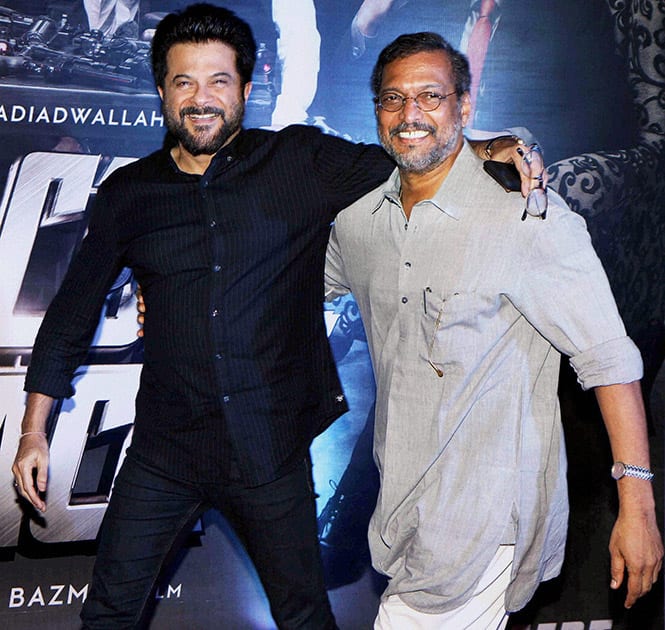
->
xmin=374 ymin=545 xmax=515 ymax=630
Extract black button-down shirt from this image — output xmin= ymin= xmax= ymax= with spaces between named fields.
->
xmin=25 ymin=125 xmax=393 ymax=486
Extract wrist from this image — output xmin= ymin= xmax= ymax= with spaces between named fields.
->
xmin=484 ymin=134 xmax=522 ymax=160
xmin=611 ymin=461 xmax=654 ymax=482
xmin=616 ymin=476 xmax=657 ymax=511
xmin=19 ymin=431 xmax=47 ymax=439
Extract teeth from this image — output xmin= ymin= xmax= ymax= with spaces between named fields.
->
xmin=398 ymin=130 xmax=428 ymax=139
xmin=189 ymin=113 xmax=217 ymax=120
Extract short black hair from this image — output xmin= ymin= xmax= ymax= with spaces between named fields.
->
xmin=151 ymin=3 xmax=256 ymax=89
xmin=370 ymin=32 xmax=471 ymax=97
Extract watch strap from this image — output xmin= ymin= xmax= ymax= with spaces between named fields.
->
xmin=612 ymin=461 xmax=654 ymax=482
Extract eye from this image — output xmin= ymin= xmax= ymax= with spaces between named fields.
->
xmin=419 ymin=92 xmax=442 ymax=106
xmin=382 ymin=93 xmax=401 ymax=104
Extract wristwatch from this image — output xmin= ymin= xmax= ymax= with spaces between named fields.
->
xmin=610 ymin=461 xmax=654 ymax=482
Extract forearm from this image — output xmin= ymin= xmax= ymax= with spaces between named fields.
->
xmin=595 ymin=380 xmax=662 ymax=607
xmin=21 ymin=392 xmax=55 ymax=434
xmin=595 ymin=380 xmax=655 ymax=509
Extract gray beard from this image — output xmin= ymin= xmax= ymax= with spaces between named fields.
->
xmin=381 ymin=117 xmax=463 ymax=174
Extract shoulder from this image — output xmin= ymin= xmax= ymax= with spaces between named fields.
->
xmin=335 ymin=176 xmax=395 ymax=229
xmin=240 ymin=124 xmax=323 ymax=147
xmin=247 ymin=124 xmax=387 ymax=161
xmin=99 ymin=149 xmax=169 ymax=188
xmin=234 ymin=125 xmax=327 ymax=163
xmin=509 ymin=188 xmax=596 ymax=268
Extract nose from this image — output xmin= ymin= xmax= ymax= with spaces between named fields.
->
xmin=400 ymin=97 xmax=424 ymax=122
xmin=191 ymin=82 xmax=213 ymax=106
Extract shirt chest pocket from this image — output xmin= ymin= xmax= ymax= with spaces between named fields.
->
xmin=420 ymin=291 xmax=503 ymax=367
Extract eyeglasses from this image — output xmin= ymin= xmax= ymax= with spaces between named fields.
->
xmin=374 ymin=90 xmax=457 ymax=112
xmin=519 ymin=144 xmax=548 ymax=220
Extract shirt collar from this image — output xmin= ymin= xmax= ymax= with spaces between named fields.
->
xmin=164 ymin=128 xmax=247 ymax=176
xmin=374 ymin=140 xmax=481 ymax=220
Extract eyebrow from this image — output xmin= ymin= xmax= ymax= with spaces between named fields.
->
xmin=381 ymin=82 xmax=446 ymax=93
xmin=170 ymin=71 xmax=234 ymax=83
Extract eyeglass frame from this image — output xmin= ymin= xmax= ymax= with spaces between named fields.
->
xmin=373 ymin=90 xmax=458 ymax=113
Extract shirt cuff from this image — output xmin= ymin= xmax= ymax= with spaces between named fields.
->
xmin=569 ymin=336 xmax=643 ymax=391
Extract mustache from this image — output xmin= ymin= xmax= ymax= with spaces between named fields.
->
xmin=389 ymin=122 xmax=435 ymax=137
xmin=179 ymin=106 xmax=226 ymax=120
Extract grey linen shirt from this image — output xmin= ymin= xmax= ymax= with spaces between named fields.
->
xmin=324 ymin=142 xmax=643 ymax=613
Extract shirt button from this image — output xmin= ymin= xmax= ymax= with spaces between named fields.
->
xmin=215 ymin=353 xmax=222 ymax=360
xmin=209 ymin=219 xmax=217 ymax=228
xmin=223 ymin=395 xmax=230 ymax=403
xmin=404 ymin=261 xmax=411 ymax=268
xmin=202 ymin=180 xmax=209 ymax=188
xmin=213 ymin=264 xmax=221 ymax=272
xmin=401 ymin=296 xmax=408 ymax=304
xmin=211 ymin=309 xmax=219 ymax=317
xmin=226 ymin=156 xmax=233 ymax=162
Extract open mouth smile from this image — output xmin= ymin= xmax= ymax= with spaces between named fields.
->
xmin=188 ymin=113 xmax=218 ymax=121
xmin=397 ymin=129 xmax=429 ymax=140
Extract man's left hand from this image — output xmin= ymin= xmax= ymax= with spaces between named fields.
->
xmin=609 ymin=492 xmax=664 ymax=608
xmin=471 ymin=134 xmax=548 ymax=218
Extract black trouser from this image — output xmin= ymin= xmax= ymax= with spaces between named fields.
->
xmin=81 ymin=452 xmax=336 ymax=629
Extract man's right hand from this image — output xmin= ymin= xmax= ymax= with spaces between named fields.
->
xmin=136 ymin=285 xmax=145 ymax=338
xmin=11 ymin=392 xmax=54 ymax=512
xmin=12 ymin=433 xmax=49 ymax=512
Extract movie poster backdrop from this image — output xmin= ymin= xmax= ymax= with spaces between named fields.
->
xmin=0 ymin=1 xmax=663 ymax=628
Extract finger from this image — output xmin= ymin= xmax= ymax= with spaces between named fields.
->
xmin=522 ymin=145 xmax=544 ymax=184
xmin=515 ymin=146 xmax=540 ymax=196
xmin=12 ymin=455 xmax=47 ymax=512
xmin=514 ymin=150 xmax=537 ymax=198
xmin=609 ymin=549 xmax=625 ymax=591
xmin=624 ymin=570 xmax=645 ymax=609
xmin=16 ymin=467 xmax=46 ymax=512
xmin=35 ymin=462 xmax=48 ymax=493
xmin=521 ymin=148 xmax=549 ymax=217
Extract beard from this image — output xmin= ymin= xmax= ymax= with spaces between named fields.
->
xmin=379 ymin=117 xmax=463 ymax=174
xmin=163 ymin=101 xmax=245 ymax=156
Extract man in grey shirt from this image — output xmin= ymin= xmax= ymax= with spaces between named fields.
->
xmin=325 ymin=32 xmax=662 ymax=628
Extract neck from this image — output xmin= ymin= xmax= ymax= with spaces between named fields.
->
xmin=170 ymin=128 xmax=242 ymax=175
xmin=399 ymin=140 xmax=463 ymax=220
xmin=170 ymin=145 xmax=214 ymax=175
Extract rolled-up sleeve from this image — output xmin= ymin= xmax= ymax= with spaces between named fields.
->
xmin=510 ymin=191 xmax=643 ymax=390
xmin=569 ymin=336 xmax=642 ymax=390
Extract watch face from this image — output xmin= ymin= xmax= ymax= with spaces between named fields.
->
xmin=611 ymin=462 xmax=626 ymax=480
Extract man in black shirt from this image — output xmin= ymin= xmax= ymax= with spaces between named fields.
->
xmin=11 ymin=4 xmax=534 ymax=628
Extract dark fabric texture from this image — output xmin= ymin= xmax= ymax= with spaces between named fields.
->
xmin=25 ymin=124 xmax=393 ymax=486
xmin=80 ymin=452 xmax=336 ymax=629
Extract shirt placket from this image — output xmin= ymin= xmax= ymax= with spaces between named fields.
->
xmin=201 ymin=156 xmax=234 ymax=408
xmin=395 ymin=202 xmax=426 ymax=342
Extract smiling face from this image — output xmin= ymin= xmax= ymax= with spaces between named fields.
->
xmin=376 ymin=50 xmax=470 ymax=175
xmin=158 ymin=40 xmax=251 ymax=161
